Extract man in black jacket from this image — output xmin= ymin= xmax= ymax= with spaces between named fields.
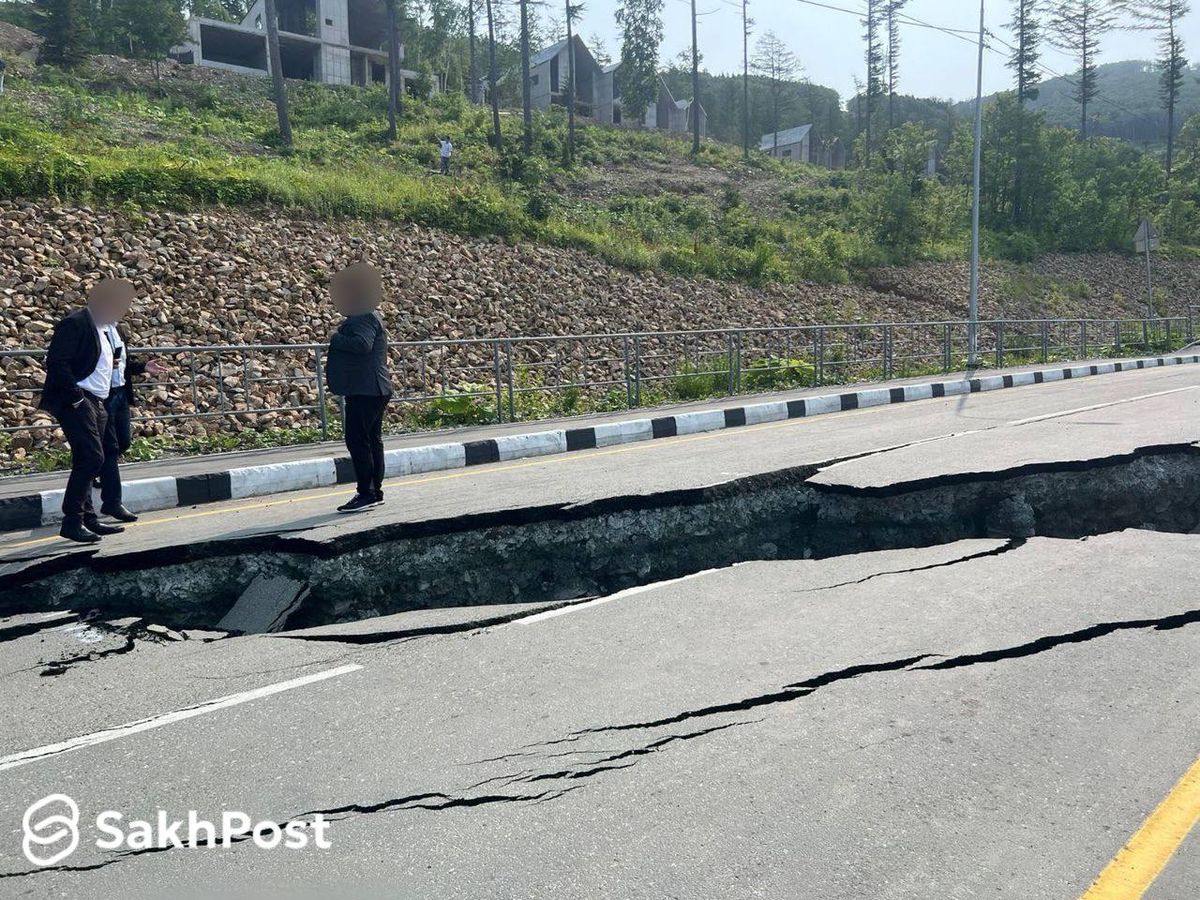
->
xmin=39 ymin=279 xmax=140 ymax=543
xmin=325 ymin=263 xmax=394 ymax=514
xmin=95 ymin=311 xmax=165 ymax=523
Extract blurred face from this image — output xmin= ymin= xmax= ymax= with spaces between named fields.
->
xmin=87 ymin=279 xmax=136 ymax=326
xmin=331 ymin=264 xmax=382 ymax=316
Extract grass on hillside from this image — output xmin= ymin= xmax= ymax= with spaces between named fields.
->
xmin=0 ymin=56 xmax=975 ymax=287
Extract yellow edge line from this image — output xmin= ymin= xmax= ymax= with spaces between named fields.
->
xmin=1081 ymin=755 xmax=1200 ymax=899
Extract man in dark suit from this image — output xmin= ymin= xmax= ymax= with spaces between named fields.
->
xmin=325 ymin=263 xmax=394 ymax=514
xmin=94 ymin=312 xmax=165 ymax=523
xmin=39 ymin=279 xmax=142 ymax=543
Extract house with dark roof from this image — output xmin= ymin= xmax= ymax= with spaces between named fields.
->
xmin=529 ymin=37 xmax=704 ymax=136
xmin=760 ymin=125 xmax=844 ymax=169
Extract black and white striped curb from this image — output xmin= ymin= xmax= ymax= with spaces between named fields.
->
xmin=3 ymin=353 xmax=1198 ymax=532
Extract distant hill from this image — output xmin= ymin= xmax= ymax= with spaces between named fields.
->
xmin=956 ymin=59 xmax=1200 ymax=145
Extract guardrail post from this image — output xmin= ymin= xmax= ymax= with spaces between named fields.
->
xmin=492 ymin=341 xmax=504 ymax=423
xmin=734 ymin=332 xmax=743 ymax=394
xmin=633 ymin=336 xmax=643 ymax=407
xmin=943 ymin=324 xmax=951 ymax=372
xmin=313 ymin=346 xmax=329 ymax=440
xmin=622 ymin=336 xmax=634 ymax=408
xmin=816 ymin=328 xmax=825 ymax=386
xmin=1114 ymin=322 xmax=1122 ymax=356
xmin=505 ymin=339 xmax=515 ymax=421
xmin=726 ymin=332 xmax=736 ymax=396
xmin=1166 ymin=317 xmax=1173 ymax=349
xmin=1187 ymin=306 xmax=1195 ymax=344
xmin=1143 ymin=318 xmax=1150 ymax=351
xmin=1040 ymin=322 xmax=1049 ymax=363
xmin=995 ymin=323 xmax=1004 ymax=368
xmin=883 ymin=326 xmax=893 ymax=379
xmin=1080 ymin=321 xmax=1087 ymax=358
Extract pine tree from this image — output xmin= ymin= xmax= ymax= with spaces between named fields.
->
xmin=467 ymin=0 xmax=479 ymax=103
xmin=751 ymin=31 xmax=799 ymax=154
xmin=33 ymin=0 xmax=91 ymax=67
xmin=565 ymin=0 xmax=584 ymax=163
xmin=885 ymin=0 xmax=907 ymax=130
xmin=741 ymin=0 xmax=752 ymax=157
xmin=263 ymin=0 xmax=292 ymax=148
xmin=1122 ymin=0 xmax=1191 ymax=178
xmin=485 ymin=0 xmax=501 ymax=148
xmin=385 ymin=0 xmax=402 ymax=140
xmin=1008 ymin=0 xmax=1043 ymax=105
xmin=1047 ymin=0 xmax=1118 ymax=139
xmin=617 ymin=0 xmax=665 ymax=122
xmin=519 ymin=0 xmax=532 ymax=154
xmin=862 ymin=0 xmax=886 ymax=164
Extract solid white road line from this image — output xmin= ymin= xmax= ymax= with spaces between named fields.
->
xmin=0 ymin=663 xmax=363 ymax=774
xmin=1006 ymin=385 xmax=1199 ymax=427
xmin=518 ymin=568 xmax=730 ymax=625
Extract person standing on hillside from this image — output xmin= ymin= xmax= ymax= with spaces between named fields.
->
xmin=325 ymin=263 xmax=394 ymax=514
xmin=39 ymin=278 xmax=152 ymax=543
xmin=439 ymin=137 xmax=453 ymax=176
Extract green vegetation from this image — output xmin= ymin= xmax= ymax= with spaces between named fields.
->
xmin=2 ymin=53 xmax=1200 ymax=293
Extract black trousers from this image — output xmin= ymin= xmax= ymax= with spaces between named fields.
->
xmin=344 ymin=395 xmax=389 ymax=497
xmin=56 ymin=395 xmax=108 ymax=523
xmin=100 ymin=390 xmax=132 ymax=508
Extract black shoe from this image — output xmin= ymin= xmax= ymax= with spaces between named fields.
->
xmin=100 ymin=504 xmax=139 ymax=523
xmin=60 ymin=520 xmax=101 ymax=544
xmin=337 ymin=494 xmax=379 ymax=514
xmin=84 ymin=519 xmax=125 ymax=536
xmin=374 ymin=490 xmax=384 ymax=505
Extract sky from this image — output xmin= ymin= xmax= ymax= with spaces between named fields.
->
xmin=570 ymin=0 xmax=1200 ymax=103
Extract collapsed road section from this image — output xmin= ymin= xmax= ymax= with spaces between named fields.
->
xmin=2 ymin=442 xmax=1199 ymax=632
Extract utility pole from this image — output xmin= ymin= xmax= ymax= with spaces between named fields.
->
xmin=742 ymin=0 xmax=750 ymax=157
xmin=691 ymin=0 xmax=701 ymax=154
xmin=967 ymin=0 xmax=985 ymax=370
xmin=263 ymin=0 xmax=293 ymax=148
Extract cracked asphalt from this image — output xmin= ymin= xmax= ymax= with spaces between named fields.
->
xmin=0 ymin=366 xmax=1198 ymax=897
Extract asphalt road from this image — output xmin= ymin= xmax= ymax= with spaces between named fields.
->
xmin=0 ymin=365 xmax=1197 ymax=897
xmin=2 ymin=362 xmax=1199 ymax=570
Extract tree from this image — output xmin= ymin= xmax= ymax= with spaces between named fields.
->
xmin=862 ymin=0 xmax=886 ymax=165
xmin=588 ymin=32 xmax=612 ymax=65
xmin=467 ymin=0 xmax=480 ymax=103
xmin=617 ymin=0 xmax=664 ymax=122
xmin=1048 ymin=0 xmax=1118 ymax=139
xmin=385 ymin=0 xmax=403 ymax=140
xmin=263 ymin=0 xmax=292 ymax=148
xmin=1121 ymin=0 xmax=1191 ymax=178
xmin=565 ymin=1 xmax=585 ymax=162
xmin=1008 ymin=0 xmax=1044 ymax=105
xmin=885 ymin=0 xmax=907 ymax=129
xmin=106 ymin=0 xmax=185 ymax=65
xmin=33 ymin=0 xmax=91 ymax=66
xmin=751 ymin=31 xmax=799 ymax=154
xmin=485 ymin=0 xmax=501 ymax=148
xmin=519 ymin=0 xmax=532 ymax=153
xmin=741 ymin=0 xmax=752 ymax=157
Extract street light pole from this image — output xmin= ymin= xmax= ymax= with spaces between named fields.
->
xmin=967 ymin=0 xmax=985 ymax=370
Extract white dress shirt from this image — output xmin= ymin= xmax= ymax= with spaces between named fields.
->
xmin=76 ymin=325 xmax=114 ymax=400
xmin=106 ymin=325 xmax=127 ymax=389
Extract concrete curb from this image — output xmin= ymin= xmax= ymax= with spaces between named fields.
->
xmin=4 ymin=353 xmax=1198 ymax=531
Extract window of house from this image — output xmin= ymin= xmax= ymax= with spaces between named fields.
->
xmin=325 ymin=17 xmax=333 ymax=25
xmin=782 ymin=149 xmax=792 ymax=157
xmin=550 ymin=57 xmax=559 ymax=93
xmin=530 ymin=73 xmax=539 ymax=86
xmin=255 ymin=14 xmax=263 ymax=29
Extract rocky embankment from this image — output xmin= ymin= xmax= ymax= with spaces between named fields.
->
xmin=2 ymin=201 xmax=1197 ymax=453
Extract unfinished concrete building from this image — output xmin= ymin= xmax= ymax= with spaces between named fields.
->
xmin=172 ymin=0 xmax=423 ymax=90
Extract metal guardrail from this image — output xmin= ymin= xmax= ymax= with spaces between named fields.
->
xmin=0 ymin=314 xmax=1195 ymax=443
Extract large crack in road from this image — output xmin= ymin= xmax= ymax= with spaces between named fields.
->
xmin=2 ymin=443 xmax=1200 ymax=631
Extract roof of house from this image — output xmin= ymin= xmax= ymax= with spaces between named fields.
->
xmin=760 ymin=124 xmax=812 ymax=150
xmin=531 ymin=39 xmax=568 ymax=68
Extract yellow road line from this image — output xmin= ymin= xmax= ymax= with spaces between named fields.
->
xmin=1081 ymin=755 xmax=1200 ymax=899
